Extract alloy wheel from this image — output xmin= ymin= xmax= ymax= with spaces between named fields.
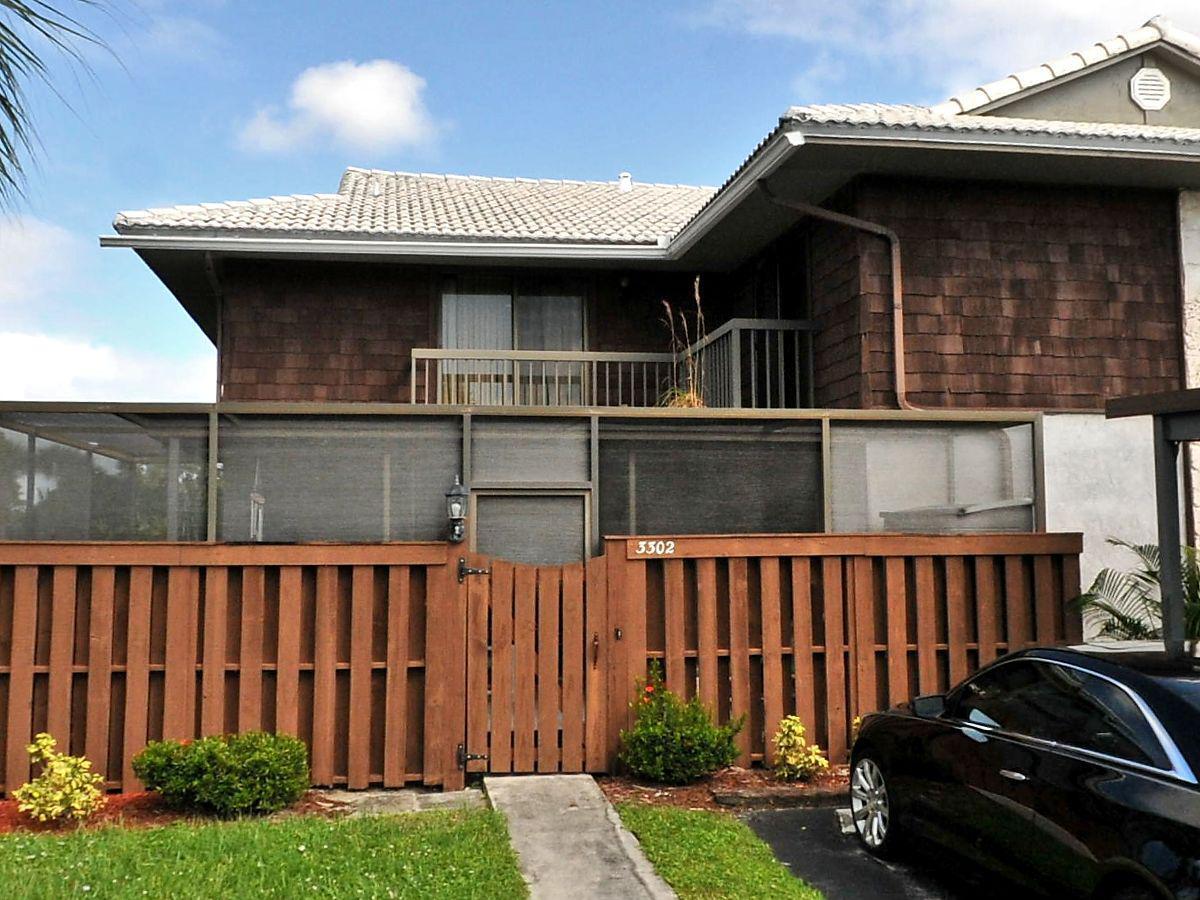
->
xmin=851 ymin=757 xmax=890 ymax=849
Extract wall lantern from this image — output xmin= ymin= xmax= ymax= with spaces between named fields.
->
xmin=446 ymin=475 xmax=469 ymax=543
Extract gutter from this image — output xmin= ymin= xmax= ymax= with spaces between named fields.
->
xmin=756 ymin=180 xmax=915 ymax=411
xmin=99 ymin=234 xmax=674 ymax=262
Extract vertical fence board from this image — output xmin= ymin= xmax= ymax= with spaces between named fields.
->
xmin=975 ymin=558 xmax=1000 ymax=665
xmin=852 ymin=557 xmax=876 ymax=715
xmin=884 ymin=558 xmax=909 ymax=707
xmin=489 ymin=562 xmax=515 ymax=774
xmin=1062 ymin=554 xmax=1083 ymax=644
xmin=5 ymin=568 xmax=38 ymax=792
xmin=311 ymin=567 xmax=338 ymax=786
xmin=85 ymin=567 xmax=115 ymax=776
xmin=790 ymin=559 xmax=815 ymax=734
xmin=275 ymin=567 xmax=301 ymax=737
xmin=822 ymin=558 xmax=847 ymax=762
xmin=348 ymin=566 xmax=373 ymax=789
xmin=760 ymin=558 xmax=784 ymax=765
xmin=1005 ymin=556 xmax=1030 ymax=651
xmin=424 ymin=555 xmax=467 ymax=790
xmin=465 ymin=558 xmax=490 ymax=774
xmin=696 ymin=558 xmax=719 ymax=714
xmin=1034 ymin=556 xmax=1058 ymax=643
xmin=914 ymin=557 xmax=937 ymax=694
xmin=122 ymin=567 xmax=153 ymax=790
xmin=663 ymin=560 xmax=686 ymax=697
xmin=47 ymin=566 xmax=77 ymax=745
xmin=561 ymin=563 xmax=585 ymax=772
xmin=945 ymin=557 xmax=969 ymax=686
xmin=728 ymin=557 xmax=752 ymax=767
xmin=383 ymin=566 xmax=411 ymax=786
xmin=513 ymin=565 xmax=537 ymax=772
xmin=164 ymin=567 xmax=197 ymax=740
xmin=536 ymin=567 xmax=561 ymax=773
xmin=200 ymin=567 xmax=228 ymax=736
xmin=238 ymin=567 xmax=265 ymax=734
xmin=584 ymin=556 xmax=607 ymax=773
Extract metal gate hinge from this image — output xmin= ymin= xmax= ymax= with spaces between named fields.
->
xmin=457 ymin=743 xmax=488 ymax=770
xmin=458 ymin=558 xmax=491 ymax=583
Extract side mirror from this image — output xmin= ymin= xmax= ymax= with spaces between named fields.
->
xmin=912 ymin=694 xmax=947 ymax=719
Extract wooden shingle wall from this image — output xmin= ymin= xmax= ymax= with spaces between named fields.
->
xmin=849 ymin=177 xmax=1183 ymax=409
xmin=219 ymin=259 xmax=436 ymax=402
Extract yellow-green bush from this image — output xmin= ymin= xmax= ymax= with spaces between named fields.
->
xmin=771 ymin=716 xmax=830 ymax=782
xmin=13 ymin=733 xmax=105 ymax=823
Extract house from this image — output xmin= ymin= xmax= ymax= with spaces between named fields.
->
xmin=17 ymin=16 xmax=1178 ymax=579
xmin=7 ymin=14 xmax=1188 ymax=792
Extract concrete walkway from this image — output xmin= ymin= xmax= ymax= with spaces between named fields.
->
xmin=317 ymin=787 xmax=486 ymax=816
xmin=485 ymin=775 xmax=675 ymax=900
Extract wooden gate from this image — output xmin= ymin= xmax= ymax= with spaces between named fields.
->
xmin=462 ymin=555 xmax=609 ymax=775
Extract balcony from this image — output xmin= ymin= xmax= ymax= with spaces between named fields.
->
xmin=410 ymin=318 xmax=812 ymax=408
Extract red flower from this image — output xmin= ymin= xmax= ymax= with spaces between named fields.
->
xmin=644 ymin=685 xmax=654 ymax=693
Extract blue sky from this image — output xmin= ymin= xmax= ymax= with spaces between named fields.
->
xmin=0 ymin=0 xmax=1188 ymax=399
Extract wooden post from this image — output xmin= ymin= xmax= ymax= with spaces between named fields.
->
xmin=1155 ymin=417 xmax=1186 ymax=660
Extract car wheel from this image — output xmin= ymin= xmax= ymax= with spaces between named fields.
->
xmin=851 ymin=755 xmax=899 ymax=857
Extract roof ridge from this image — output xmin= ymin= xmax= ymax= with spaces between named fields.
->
xmin=338 ymin=166 xmax=715 ymax=192
xmin=931 ymin=16 xmax=1200 ymax=117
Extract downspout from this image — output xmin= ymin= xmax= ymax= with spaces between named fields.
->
xmin=756 ymin=180 xmax=916 ymax=411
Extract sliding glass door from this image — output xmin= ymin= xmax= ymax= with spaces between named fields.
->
xmin=440 ymin=275 xmax=586 ymax=404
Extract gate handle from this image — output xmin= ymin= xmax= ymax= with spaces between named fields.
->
xmin=592 ymin=632 xmax=600 ymax=668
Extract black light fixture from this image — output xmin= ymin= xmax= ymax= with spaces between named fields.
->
xmin=446 ymin=475 xmax=469 ymax=543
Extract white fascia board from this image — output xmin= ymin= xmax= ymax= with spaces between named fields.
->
xmin=664 ymin=129 xmax=805 ymax=260
xmin=99 ymin=233 xmax=673 ymax=261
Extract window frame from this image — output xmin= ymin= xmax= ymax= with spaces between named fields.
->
xmin=439 ymin=273 xmax=591 ymax=352
xmin=945 ymin=657 xmax=1196 ymax=784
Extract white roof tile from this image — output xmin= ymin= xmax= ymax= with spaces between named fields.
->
xmin=115 ymin=168 xmax=715 ymax=245
xmin=931 ymin=16 xmax=1198 ymax=116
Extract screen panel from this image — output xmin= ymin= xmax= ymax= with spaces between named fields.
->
xmin=829 ymin=422 xmax=1035 ymax=533
xmin=0 ymin=412 xmax=208 ymax=540
xmin=217 ymin=416 xmax=461 ymax=542
xmin=598 ymin=420 xmax=822 ymax=537
xmin=475 ymin=494 xmax=586 ymax=564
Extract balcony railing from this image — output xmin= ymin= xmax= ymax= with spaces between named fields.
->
xmin=411 ymin=318 xmax=812 ymax=408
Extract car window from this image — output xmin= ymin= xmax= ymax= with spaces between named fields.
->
xmin=950 ymin=661 xmax=1170 ymax=769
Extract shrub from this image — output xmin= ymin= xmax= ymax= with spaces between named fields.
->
xmin=619 ymin=663 xmax=743 ymax=785
xmin=771 ymin=716 xmax=830 ymax=782
xmin=13 ymin=733 xmax=105 ymax=823
xmin=133 ymin=731 xmax=309 ymax=816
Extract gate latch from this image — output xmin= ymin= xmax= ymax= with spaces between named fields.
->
xmin=458 ymin=557 xmax=491 ymax=583
xmin=457 ymin=743 xmax=488 ymax=770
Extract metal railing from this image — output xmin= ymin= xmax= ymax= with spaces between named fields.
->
xmin=411 ymin=318 xmax=813 ymax=408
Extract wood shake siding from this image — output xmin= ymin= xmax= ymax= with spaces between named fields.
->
xmin=851 ymin=177 xmax=1182 ymax=409
xmin=808 ymin=216 xmax=865 ymax=408
xmin=219 ymin=259 xmax=435 ymax=402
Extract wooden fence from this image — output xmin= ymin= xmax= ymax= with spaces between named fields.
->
xmin=0 ymin=532 xmax=1082 ymax=795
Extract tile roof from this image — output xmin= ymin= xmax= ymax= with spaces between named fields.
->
xmin=114 ymin=167 xmax=716 ymax=245
xmin=784 ymin=102 xmax=1200 ymax=144
xmin=931 ymin=15 xmax=1200 ymax=116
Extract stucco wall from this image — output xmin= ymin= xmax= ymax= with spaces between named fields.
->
xmin=1040 ymin=413 xmax=1159 ymax=593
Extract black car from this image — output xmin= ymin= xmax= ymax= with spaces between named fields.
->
xmin=851 ymin=647 xmax=1200 ymax=900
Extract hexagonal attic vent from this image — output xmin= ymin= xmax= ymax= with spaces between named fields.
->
xmin=1131 ymin=67 xmax=1171 ymax=111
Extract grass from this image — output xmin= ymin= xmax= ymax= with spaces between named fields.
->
xmin=0 ymin=810 xmax=527 ymax=899
xmin=618 ymin=802 xmax=822 ymax=900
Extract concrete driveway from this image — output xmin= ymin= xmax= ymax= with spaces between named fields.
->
xmin=747 ymin=808 xmax=1015 ymax=899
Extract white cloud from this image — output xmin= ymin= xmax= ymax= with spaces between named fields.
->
xmin=0 ymin=216 xmax=87 ymax=315
xmin=696 ymin=2 xmax=1200 ymax=100
xmin=239 ymin=60 xmax=437 ymax=155
xmin=0 ymin=333 xmax=215 ymax=402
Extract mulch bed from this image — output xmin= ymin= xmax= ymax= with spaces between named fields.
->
xmin=597 ymin=765 xmax=849 ymax=812
xmin=0 ymin=790 xmax=346 ymax=835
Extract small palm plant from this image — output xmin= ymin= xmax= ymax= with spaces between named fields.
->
xmin=1075 ymin=538 xmax=1200 ymax=649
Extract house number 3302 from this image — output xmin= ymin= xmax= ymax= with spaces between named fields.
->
xmin=635 ymin=540 xmax=676 ymax=556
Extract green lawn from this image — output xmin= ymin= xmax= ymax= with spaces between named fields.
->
xmin=618 ymin=802 xmax=822 ymax=900
xmin=0 ymin=810 xmax=527 ymax=899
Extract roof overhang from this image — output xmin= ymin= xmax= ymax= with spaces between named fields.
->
xmin=104 ymin=121 xmax=1200 ymax=343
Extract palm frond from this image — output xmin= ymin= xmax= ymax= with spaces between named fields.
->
xmin=0 ymin=1 xmax=105 ymax=203
xmin=1076 ymin=539 xmax=1200 ymax=642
